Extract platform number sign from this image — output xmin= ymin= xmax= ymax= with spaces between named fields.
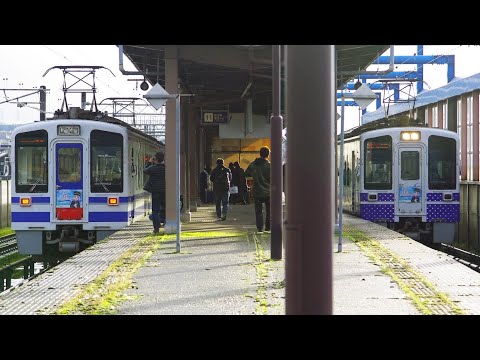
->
xmin=201 ymin=110 xmax=229 ymax=125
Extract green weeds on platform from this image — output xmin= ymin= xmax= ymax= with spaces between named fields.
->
xmin=343 ymin=227 xmax=465 ymax=315
xmin=54 ymin=230 xmax=246 ymax=315
xmin=249 ymin=233 xmax=284 ymax=314
xmin=253 ymin=234 xmax=269 ymax=314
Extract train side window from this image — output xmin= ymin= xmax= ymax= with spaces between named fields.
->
xmin=91 ymin=130 xmax=123 ymax=193
xmin=364 ymin=135 xmax=392 ymax=190
xmin=15 ymin=130 xmax=48 ymax=193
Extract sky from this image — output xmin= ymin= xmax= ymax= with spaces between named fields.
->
xmin=0 ymin=45 xmax=148 ymax=125
xmin=340 ymin=45 xmax=480 ymax=131
xmin=1 ymin=45 xmax=480 ymax=131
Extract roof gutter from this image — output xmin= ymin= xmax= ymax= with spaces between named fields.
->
xmin=338 ymin=45 xmax=394 ymax=76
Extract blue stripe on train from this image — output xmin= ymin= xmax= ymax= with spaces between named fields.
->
xmin=12 ymin=195 xmax=148 ymax=204
xmin=89 ymin=212 xmax=129 ymax=222
xmin=89 ymin=197 xmax=130 ymax=203
xmin=11 ymin=197 xmax=51 ymax=204
xmin=12 ymin=212 xmax=51 ymax=222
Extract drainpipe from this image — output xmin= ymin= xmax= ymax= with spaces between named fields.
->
xmin=338 ymin=45 xmax=395 ymax=76
xmin=118 ymin=45 xmax=164 ymax=76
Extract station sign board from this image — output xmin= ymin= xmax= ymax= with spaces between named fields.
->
xmin=201 ymin=110 xmax=229 ymax=125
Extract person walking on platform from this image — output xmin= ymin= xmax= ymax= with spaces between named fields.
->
xmin=234 ymin=161 xmax=248 ymax=205
xmin=144 ymin=152 xmax=166 ymax=234
xmin=245 ymin=146 xmax=271 ymax=234
xmin=228 ymin=162 xmax=236 ymax=204
xmin=199 ymin=166 xmax=209 ymax=204
xmin=210 ymin=158 xmax=232 ymax=220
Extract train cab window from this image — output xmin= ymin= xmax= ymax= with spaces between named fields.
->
xmin=364 ymin=136 xmax=392 ymax=190
xmin=58 ymin=147 xmax=81 ymax=182
xmin=91 ymin=130 xmax=123 ymax=193
xmin=428 ymin=135 xmax=456 ymax=190
xmin=401 ymin=152 xmax=419 ymax=180
xmin=15 ymin=130 xmax=48 ymax=193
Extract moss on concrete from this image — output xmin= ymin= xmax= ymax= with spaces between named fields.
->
xmin=343 ymin=227 xmax=465 ymax=315
xmin=54 ymin=229 xmax=247 ymax=315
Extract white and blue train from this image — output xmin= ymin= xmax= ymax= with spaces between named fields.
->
xmin=11 ymin=107 xmax=164 ymax=258
xmin=341 ymin=118 xmax=460 ymax=243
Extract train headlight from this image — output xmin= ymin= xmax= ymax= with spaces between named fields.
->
xmin=20 ymin=197 xmax=31 ymax=207
xmin=401 ymin=131 xmax=420 ymax=141
xmin=108 ymin=197 xmax=119 ymax=206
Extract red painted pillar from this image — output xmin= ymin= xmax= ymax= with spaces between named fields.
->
xmin=473 ymin=92 xmax=479 ymax=181
xmin=428 ymin=105 xmax=433 ymax=127
xmin=286 ymin=45 xmax=334 ymax=315
xmin=462 ymin=95 xmax=468 ymax=181
xmin=438 ymin=102 xmax=444 ymax=129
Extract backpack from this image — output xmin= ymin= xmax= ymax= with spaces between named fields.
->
xmin=214 ymin=166 xmax=230 ymax=191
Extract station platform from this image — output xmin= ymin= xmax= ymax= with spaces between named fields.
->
xmin=1 ymin=203 xmax=480 ymax=315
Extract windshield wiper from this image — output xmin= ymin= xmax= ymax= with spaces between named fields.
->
xmin=96 ymin=176 xmax=109 ymax=192
xmin=29 ymin=176 xmax=44 ymax=193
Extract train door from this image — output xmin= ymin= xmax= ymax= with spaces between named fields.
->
xmin=54 ymin=142 xmax=86 ymax=221
xmin=397 ymin=146 xmax=425 ymax=215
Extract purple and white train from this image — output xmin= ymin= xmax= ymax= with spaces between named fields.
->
xmin=11 ymin=107 xmax=164 ymax=259
xmin=341 ymin=119 xmax=460 ymax=243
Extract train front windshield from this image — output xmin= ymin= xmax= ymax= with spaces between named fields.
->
xmin=364 ymin=136 xmax=392 ymax=190
xmin=15 ymin=130 xmax=48 ymax=193
xmin=90 ymin=130 xmax=123 ymax=193
xmin=428 ymin=135 xmax=456 ymax=190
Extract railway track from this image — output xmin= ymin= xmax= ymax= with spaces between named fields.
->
xmin=0 ymin=234 xmax=17 ymax=257
xmin=414 ymin=235 xmax=480 ymax=272
xmin=437 ymin=243 xmax=480 ymax=272
xmin=0 ymin=234 xmax=63 ymax=293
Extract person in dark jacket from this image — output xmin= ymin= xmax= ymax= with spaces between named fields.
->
xmin=234 ymin=161 xmax=247 ymax=205
xmin=245 ymin=146 xmax=271 ymax=234
xmin=228 ymin=162 xmax=236 ymax=204
xmin=210 ymin=158 xmax=232 ymax=220
xmin=199 ymin=166 xmax=209 ymax=204
xmin=144 ymin=151 xmax=166 ymax=234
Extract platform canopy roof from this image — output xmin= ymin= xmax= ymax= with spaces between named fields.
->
xmin=121 ymin=45 xmax=389 ymax=115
